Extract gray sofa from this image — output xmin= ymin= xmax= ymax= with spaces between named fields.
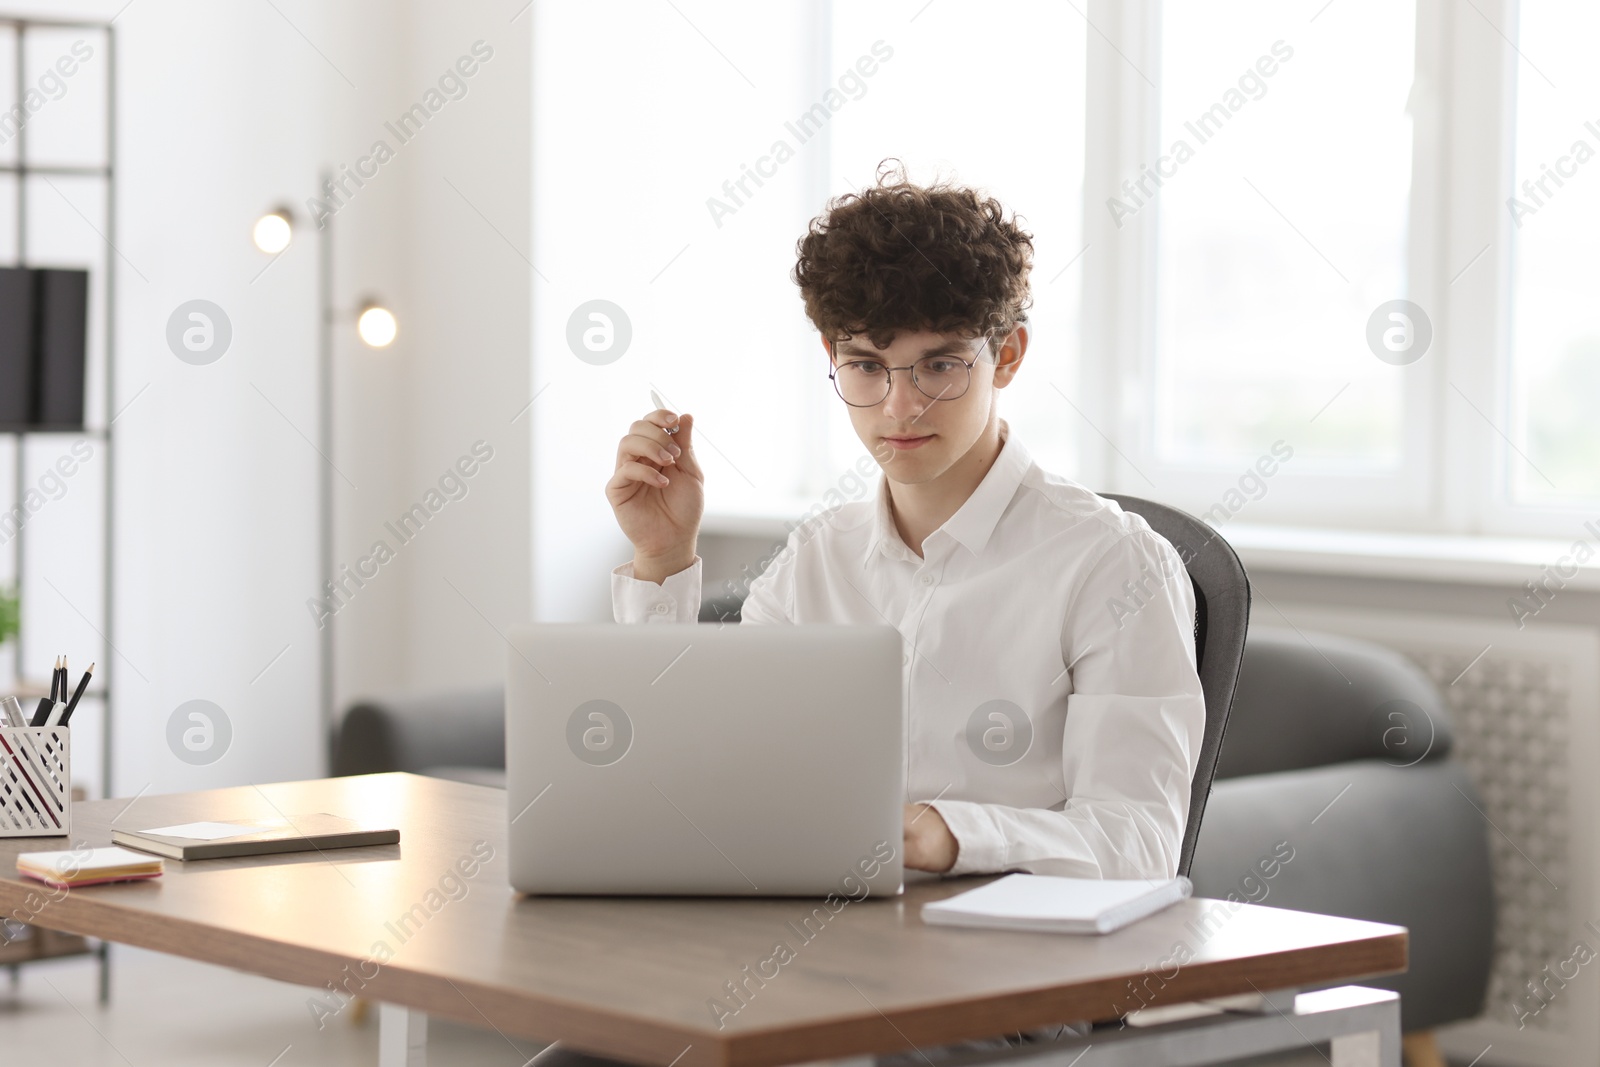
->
xmin=331 ymin=625 xmax=1494 ymax=1034
xmin=1186 ymin=628 xmax=1494 ymax=1033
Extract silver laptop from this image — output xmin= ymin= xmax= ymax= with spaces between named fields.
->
xmin=505 ymin=623 xmax=904 ymax=897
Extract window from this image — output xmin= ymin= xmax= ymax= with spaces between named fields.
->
xmin=1083 ymin=0 xmax=1599 ymax=535
xmin=534 ymin=0 xmax=1597 ymax=539
xmin=824 ymin=0 xmax=1087 ymax=489
xmin=1103 ymin=0 xmax=1432 ymax=527
xmin=1507 ymin=1 xmax=1600 ymax=505
xmin=1149 ymin=0 xmax=1415 ymax=471
xmin=532 ymin=1 xmax=822 ymax=520
xmin=533 ymin=1 xmax=1087 ymax=519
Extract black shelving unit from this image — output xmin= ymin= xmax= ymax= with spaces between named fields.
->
xmin=1 ymin=12 xmax=115 ymax=1004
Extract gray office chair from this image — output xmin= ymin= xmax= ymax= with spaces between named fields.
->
xmin=1100 ymin=495 xmax=1251 ymax=879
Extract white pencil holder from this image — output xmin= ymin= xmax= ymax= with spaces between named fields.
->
xmin=0 ymin=726 xmax=70 ymax=837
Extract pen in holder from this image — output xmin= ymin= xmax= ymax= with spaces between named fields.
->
xmin=0 ymin=724 xmax=71 ymax=837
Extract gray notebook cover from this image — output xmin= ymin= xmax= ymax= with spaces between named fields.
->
xmin=111 ymin=813 xmax=400 ymax=861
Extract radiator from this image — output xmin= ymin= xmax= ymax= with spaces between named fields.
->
xmin=1269 ymin=602 xmax=1600 ymax=1067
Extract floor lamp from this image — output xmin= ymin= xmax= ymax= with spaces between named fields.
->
xmin=252 ymin=174 xmax=396 ymax=755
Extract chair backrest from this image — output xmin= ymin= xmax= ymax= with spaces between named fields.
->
xmin=1102 ymin=494 xmax=1251 ymax=878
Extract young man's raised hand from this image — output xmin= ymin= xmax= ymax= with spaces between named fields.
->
xmin=606 ymin=407 xmax=705 ymax=583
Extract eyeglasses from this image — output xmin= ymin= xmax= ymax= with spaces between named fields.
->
xmin=827 ymin=333 xmax=994 ymax=408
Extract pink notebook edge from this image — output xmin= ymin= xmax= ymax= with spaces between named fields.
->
xmin=18 ymin=867 xmax=163 ymax=890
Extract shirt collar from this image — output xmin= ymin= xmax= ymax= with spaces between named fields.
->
xmin=864 ymin=419 xmax=1034 ymax=565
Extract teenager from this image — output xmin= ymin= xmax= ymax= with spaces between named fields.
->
xmin=604 ymin=164 xmax=1203 ymax=882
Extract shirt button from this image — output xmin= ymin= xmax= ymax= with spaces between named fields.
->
xmin=902 ymin=652 xmax=911 ymax=665
xmin=920 ymin=575 xmax=933 ymax=585
xmin=653 ymin=603 xmax=670 ymax=614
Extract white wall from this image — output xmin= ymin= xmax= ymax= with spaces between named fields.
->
xmin=105 ymin=0 xmax=391 ymax=799
xmin=333 ymin=0 xmax=533 ymax=704
xmin=526 ymin=1 xmax=824 ymax=624
xmin=8 ymin=0 xmax=531 ymax=799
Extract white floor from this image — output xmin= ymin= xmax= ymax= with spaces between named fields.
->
xmin=0 ymin=943 xmax=1330 ymax=1067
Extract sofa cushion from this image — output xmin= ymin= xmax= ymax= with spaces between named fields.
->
xmin=1191 ymin=758 xmax=1493 ymax=1031
xmin=1214 ymin=628 xmax=1455 ymax=779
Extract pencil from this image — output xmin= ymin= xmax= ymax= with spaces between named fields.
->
xmin=60 ymin=663 xmax=95 ymax=726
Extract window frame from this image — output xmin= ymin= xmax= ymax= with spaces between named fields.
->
xmin=1473 ymin=0 xmax=1600 ymax=536
xmin=1076 ymin=0 xmax=1585 ymax=538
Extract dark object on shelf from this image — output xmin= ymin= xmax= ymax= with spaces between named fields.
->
xmin=33 ymin=268 xmax=90 ymax=429
xmin=0 ymin=267 xmax=32 ymax=426
xmin=0 ymin=265 xmax=90 ymax=430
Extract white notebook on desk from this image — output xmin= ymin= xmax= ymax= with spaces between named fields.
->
xmin=921 ymin=873 xmax=1192 ymax=935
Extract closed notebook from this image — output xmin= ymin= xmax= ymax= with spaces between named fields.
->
xmin=17 ymin=845 xmax=163 ymax=889
xmin=921 ymin=873 xmax=1192 ymax=934
xmin=111 ymin=813 xmax=399 ymax=861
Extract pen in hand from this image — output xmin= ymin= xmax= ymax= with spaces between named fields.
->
xmin=650 ymin=388 xmax=679 ymax=435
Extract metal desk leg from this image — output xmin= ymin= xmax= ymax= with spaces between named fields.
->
xmin=868 ymin=985 xmax=1400 ymax=1067
xmin=379 ymin=1002 xmax=428 ymax=1067
xmin=1331 ymin=1010 xmax=1401 ymax=1067
xmin=1326 ymin=989 xmax=1400 ymax=1067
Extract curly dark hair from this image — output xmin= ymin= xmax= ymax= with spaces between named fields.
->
xmin=792 ymin=159 xmax=1034 ymax=353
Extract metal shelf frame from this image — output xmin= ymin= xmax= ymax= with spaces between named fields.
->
xmin=1 ymin=11 xmax=116 ymax=1004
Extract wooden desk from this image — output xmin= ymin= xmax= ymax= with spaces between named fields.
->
xmin=0 ymin=773 xmax=1407 ymax=1067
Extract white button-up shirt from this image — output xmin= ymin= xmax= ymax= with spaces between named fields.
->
xmin=611 ymin=420 xmax=1205 ymax=880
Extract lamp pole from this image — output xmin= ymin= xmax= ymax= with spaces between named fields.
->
xmin=257 ymin=180 xmax=393 ymax=764
xmin=317 ymin=167 xmax=335 ymax=759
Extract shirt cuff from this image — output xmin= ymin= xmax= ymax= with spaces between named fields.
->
xmin=924 ymin=798 xmax=1008 ymax=876
xmin=612 ymin=556 xmax=703 ymax=623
